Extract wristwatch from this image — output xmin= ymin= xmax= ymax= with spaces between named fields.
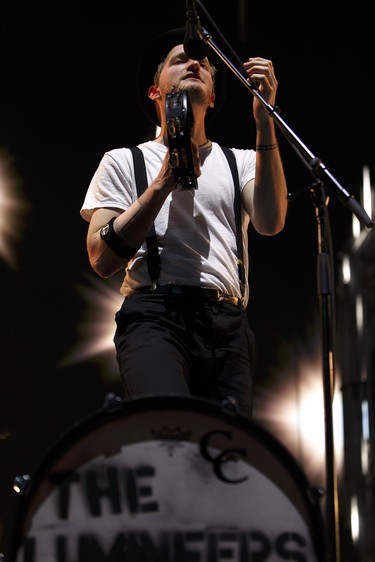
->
xmin=100 ymin=217 xmax=138 ymax=258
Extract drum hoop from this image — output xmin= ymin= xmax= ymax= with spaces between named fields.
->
xmin=12 ymin=395 xmax=327 ymax=561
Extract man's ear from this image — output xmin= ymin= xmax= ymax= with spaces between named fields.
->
xmin=209 ymin=92 xmax=215 ymax=108
xmin=148 ymin=86 xmax=161 ymax=100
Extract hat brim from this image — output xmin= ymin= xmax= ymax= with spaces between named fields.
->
xmin=136 ymin=27 xmax=227 ymax=127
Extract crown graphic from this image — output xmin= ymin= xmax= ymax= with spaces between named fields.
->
xmin=151 ymin=426 xmax=191 ymax=441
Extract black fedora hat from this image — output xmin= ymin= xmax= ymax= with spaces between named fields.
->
xmin=136 ymin=27 xmax=227 ymax=127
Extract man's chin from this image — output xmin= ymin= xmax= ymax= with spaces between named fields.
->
xmin=182 ymin=84 xmax=207 ymax=104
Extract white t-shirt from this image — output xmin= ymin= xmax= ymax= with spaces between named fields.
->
xmin=80 ymin=140 xmax=256 ymax=307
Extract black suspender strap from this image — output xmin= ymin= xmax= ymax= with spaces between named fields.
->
xmin=129 ymin=144 xmax=245 ymax=297
xmin=129 ymin=146 xmax=160 ymax=286
xmin=219 ymin=146 xmax=246 ymax=299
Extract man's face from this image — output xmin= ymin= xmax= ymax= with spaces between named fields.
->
xmin=156 ymin=44 xmax=215 ymax=108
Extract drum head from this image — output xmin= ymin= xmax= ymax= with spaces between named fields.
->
xmin=12 ymin=395 xmax=326 ymax=561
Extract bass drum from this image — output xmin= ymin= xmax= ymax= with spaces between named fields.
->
xmin=12 ymin=395 xmax=326 ymax=562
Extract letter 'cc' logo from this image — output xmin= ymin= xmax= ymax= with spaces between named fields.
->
xmin=199 ymin=430 xmax=248 ymax=484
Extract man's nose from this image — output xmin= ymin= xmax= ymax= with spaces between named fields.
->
xmin=188 ymin=59 xmax=200 ymax=68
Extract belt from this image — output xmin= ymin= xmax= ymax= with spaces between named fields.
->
xmin=135 ymin=284 xmax=243 ymax=307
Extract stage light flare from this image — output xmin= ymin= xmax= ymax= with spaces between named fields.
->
xmin=59 ymin=273 xmax=123 ymax=381
xmin=0 ymin=149 xmax=30 ymax=269
xmin=254 ymin=349 xmax=343 ymax=485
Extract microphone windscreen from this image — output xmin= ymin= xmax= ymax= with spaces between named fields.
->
xmin=183 ymin=34 xmax=210 ymax=60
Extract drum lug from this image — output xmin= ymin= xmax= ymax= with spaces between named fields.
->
xmin=220 ymin=396 xmax=241 ymax=415
xmin=312 ymin=485 xmax=326 ymax=502
xmin=102 ymin=392 xmax=122 ymax=410
xmin=13 ymin=474 xmax=31 ymax=495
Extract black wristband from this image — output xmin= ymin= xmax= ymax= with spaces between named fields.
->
xmin=100 ymin=217 xmax=139 ymax=259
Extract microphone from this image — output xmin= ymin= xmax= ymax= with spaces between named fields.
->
xmin=183 ymin=0 xmax=210 ymax=60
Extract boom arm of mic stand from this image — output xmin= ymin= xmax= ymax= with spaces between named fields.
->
xmin=200 ymin=28 xmax=374 ymax=229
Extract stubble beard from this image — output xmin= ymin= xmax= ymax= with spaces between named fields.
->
xmin=179 ymin=82 xmax=211 ymax=107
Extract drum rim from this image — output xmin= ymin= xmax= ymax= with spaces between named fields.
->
xmin=11 ymin=394 xmax=327 ymax=561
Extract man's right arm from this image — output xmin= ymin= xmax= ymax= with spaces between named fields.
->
xmin=86 ymin=153 xmax=176 ymax=278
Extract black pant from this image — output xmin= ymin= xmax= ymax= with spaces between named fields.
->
xmin=114 ymin=292 xmax=256 ymax=419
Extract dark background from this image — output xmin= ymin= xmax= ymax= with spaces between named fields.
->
xmin=1 ymin=1 xmax=374 ymax=558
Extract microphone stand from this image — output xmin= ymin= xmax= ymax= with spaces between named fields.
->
xmin=194 ymin=13 xmax=374 ymax=562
